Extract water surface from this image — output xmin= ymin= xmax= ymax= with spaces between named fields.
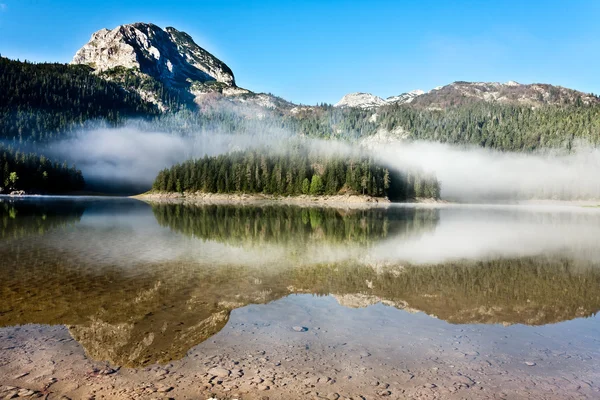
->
xmin=0 ymin=197 xmax=599 ymax=398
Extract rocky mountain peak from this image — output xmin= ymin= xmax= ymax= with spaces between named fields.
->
xmin=72 ymin=22 xmax=236 ymax=88
xmin=335 ymin=89 xmax=426 ymax=109
xmin=386 ymin=89 xmax=425 ymax=104
xmin=335 ymin=92 xmax=386 ymax=109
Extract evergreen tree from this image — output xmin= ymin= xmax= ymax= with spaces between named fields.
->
xmin=151 ymin=146 xmax=441 ymax=201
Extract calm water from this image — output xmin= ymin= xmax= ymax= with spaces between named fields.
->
xmin=1 ymin=197 xmax=600 ymax=388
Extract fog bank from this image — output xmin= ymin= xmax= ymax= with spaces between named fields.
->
xmin=371 ymin=141 xmax=600 ymax=201
xmin=46 ymin=123 xmax=600 ymax=201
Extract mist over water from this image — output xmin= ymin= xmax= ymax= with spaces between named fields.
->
xmin=371 ymin=141 xmax=600 ymax=201
xmin=45 ymin=121 xmax=304 ymax=193
xmin=45 ymin=120 xmax=600 ymax=200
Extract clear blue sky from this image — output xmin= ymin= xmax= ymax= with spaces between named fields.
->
xmin=1 ymin=0 xmax=599 ymax=105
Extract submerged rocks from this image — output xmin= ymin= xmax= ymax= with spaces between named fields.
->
xmin=525 ymin=361 xmax=537 ymax=366
xmin=0 ymin=386 xmax=39 ymax=398
xmin=292 ymin=326 xmax=308 ymax=332
xmin=208 ymin=366 xmax=231 ymax=378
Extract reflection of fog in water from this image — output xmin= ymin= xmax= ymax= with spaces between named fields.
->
xmin=373 ymin=205 xmax=600 ymax=264
xmin=3 ymin=199 xmax=600 ymax=267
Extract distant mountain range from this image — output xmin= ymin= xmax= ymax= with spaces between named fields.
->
xmin=334 ymin=81 xmax=600 ymax=110
xmin=71 ymin=23 xmax=599 ymax=113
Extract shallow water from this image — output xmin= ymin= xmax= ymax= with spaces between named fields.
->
xmin=0 ymin=197 xmax=599 ymax=398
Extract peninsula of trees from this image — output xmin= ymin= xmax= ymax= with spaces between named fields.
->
xmin=152 ymin=147 xmax=440 ymax=201
xmin=0 ymin=144 xmax=84 ymax=194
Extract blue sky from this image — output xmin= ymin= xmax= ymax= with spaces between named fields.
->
xmin=1 ymin=0 xmax=599 ymax=105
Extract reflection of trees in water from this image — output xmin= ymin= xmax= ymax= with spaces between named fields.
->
xmin=0 ymin=199 xmax=84 ymax=240
xmin=151 ymin=203 xmax=439 ymax=246
xmin=1 ymin=250 xmax=599 ymax=367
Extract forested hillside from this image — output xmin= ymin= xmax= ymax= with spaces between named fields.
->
xmin=377 ymin=102 xmax=600 ymax=151
xmin=0 ymin=144 xmax=84 ymax=193
xmin=152 ymin=147 xmax=440 ymax=200
xmin=146 ymin=101 xmax=600 ymax=152
xmin=0 ymin=57 xmax=158 ymax=143
xmin=3 ymin=55 xmax=599 ymax=153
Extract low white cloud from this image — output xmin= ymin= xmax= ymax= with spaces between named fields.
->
xmin=370 ymin=141 xmax=600 ymax=201
xmin=43 ymin=118 xmax=600 ymax=201
xmin=45 ymin=122 xmax=293 ymax=190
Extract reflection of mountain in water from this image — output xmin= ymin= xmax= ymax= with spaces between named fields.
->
xmin=1 ymin=250 xmax=599 ymax=367
xmin=0 ymin=198 xmax=84 ymax=239
xmin=324 ymin=258 xmax=600 ymax=325
xmin=151 ymin=203 xmax=439 ymax=246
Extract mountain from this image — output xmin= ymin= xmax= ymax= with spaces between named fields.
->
xmin=335 ymin=92 xmax=387 ymax=109
xmin=72 ymin=22 xmax=235 ymax=88
xmin=385 ymin=89 xmax=425 ymax=104
xmin=335 ymin=90 xmax=425 ymax=109
xmin=4 ymin=22 xmax=600 ymax=194
xmin=335 ymin=81 xmax=600 ymax=111
xmin=71 ymin=23 xmax=295 ymax=111
xmin=409 ymin=81 xmax=600 ymax=109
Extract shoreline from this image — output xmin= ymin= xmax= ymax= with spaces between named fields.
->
xmin=134 ymin=191 xmax=400 ymax=207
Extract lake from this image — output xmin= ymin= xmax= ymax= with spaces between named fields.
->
xmin=0 ymin=197 xmax=599 ymax=399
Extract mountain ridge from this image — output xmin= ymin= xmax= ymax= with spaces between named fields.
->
xmin=335 ymin=81 xmax=599 ymax=111
xmin=70 ymin=22 xmax=600 ymax=113
xmin=334 ymin=90 xmax=425 ymax=109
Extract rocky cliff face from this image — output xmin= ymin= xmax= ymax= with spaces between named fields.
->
xmin=71 ymin=23 xmax=296 ymax=112
xmin=335 ymin=92 xmax=387 ymax=109
xmin=72 ymin=22 xmax=236 ymax=88
xmin=386 ymin=89 xmax=425 ymax=104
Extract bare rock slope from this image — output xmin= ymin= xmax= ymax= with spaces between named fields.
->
xmin=335 ymin=90 xmax=425 ymax=109
xmin=412 ymin=81 xmax=600 ymax=108
xmin=72 ymin=22 xmax=235 ymax=88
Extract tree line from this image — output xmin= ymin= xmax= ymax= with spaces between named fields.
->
xmin=152 ymin=147 xmax=440 ymax=200
xmin=142 ymin=100 xmax=600 ymax=152
xmin=0 ymin=144 xmax=84 ymax=193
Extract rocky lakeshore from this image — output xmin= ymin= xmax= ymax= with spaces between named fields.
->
xmin=1 ymin=294 xmax=599 ymax=400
